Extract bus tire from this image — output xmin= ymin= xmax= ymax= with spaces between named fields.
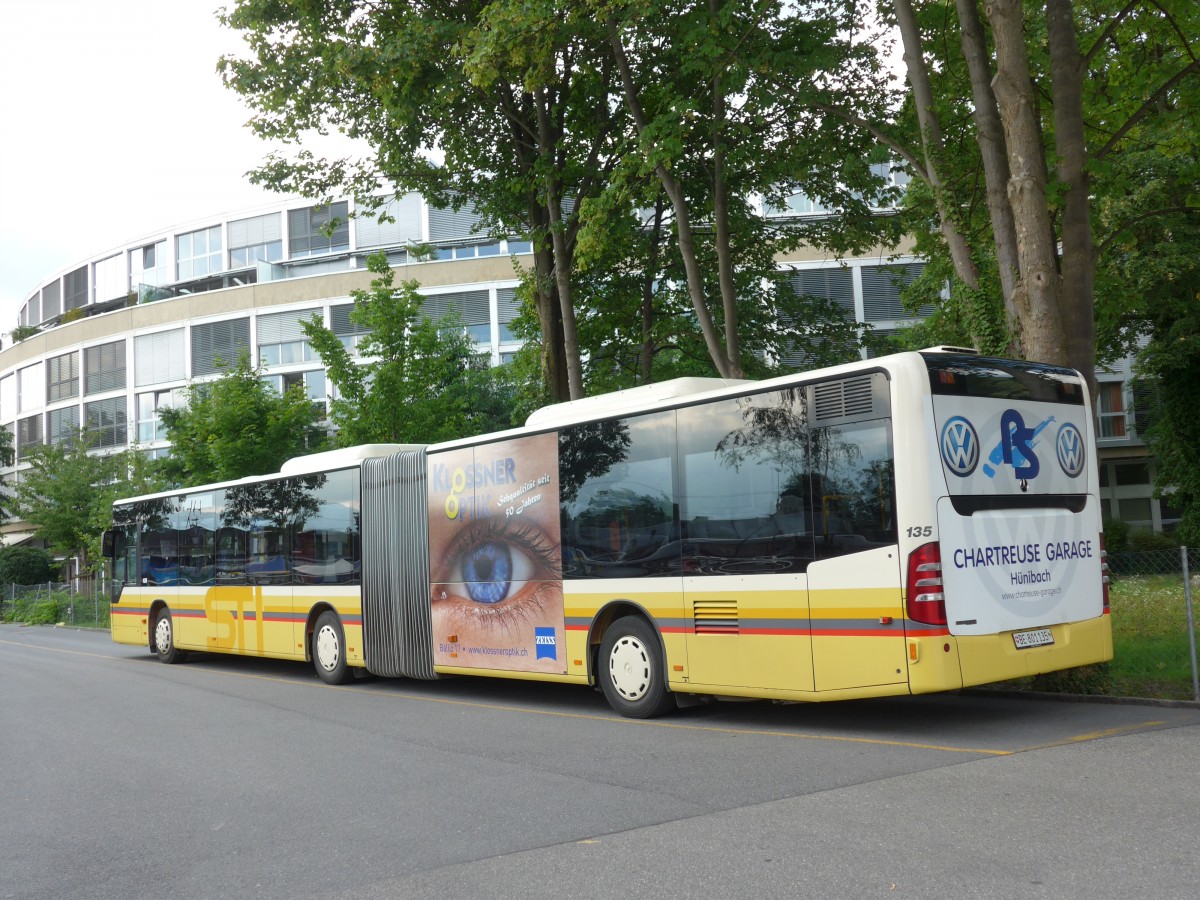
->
xmin=599 ymin=616 xmax=676 ymax=718
xmin=153 ymin=608 xmax=186 ymax=664
xmin=312 ymin=611 xmax=353 ymax=685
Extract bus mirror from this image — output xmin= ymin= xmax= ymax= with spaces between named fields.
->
xmin=101 ymin=530 xmax=116 ymax=558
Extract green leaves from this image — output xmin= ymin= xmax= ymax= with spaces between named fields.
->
xmin=157 ymin=350 xmax=330 ymax=487
xmin=302 ymin=252 xmax=515 ymax=446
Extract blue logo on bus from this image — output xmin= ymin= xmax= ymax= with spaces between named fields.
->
xmin=981 ymin=411 xmax=1055 ymax=480
xmin=1056 ymin=423 xmax=1085 ymax=477
xmin=940 ymin=416 xmax=979 ymax=477
xmin=534 ymin=627 xmax=557 ymax=660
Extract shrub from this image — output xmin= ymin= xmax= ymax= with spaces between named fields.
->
xmin=0 ymin=546 xmax=59 ymax=584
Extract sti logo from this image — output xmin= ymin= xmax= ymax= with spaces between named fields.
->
xmin=534 ymin=627 xmax=557 ymax=661
xmin=1056 ymin=422 xmax=1085 ymax=477
xmin=981 ymin=410 xmax=1055 ymax=480
xmin=940 ymin=416 xmax=979 ymax=477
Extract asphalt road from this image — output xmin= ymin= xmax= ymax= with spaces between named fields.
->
xmin=2 ymin=624 xmax=1198 ymax=899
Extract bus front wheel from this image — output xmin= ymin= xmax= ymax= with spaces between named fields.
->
xmin=599 ymin=616 xmax=676 ymax=719
xmin=312 ymin=611 xmax=353 ymax=685
xmin=153 ymin=608 xmax=186 ymax=664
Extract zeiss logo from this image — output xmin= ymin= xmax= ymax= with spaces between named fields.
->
xmin=1056 ymin=423 xmax=1085 ymax=477
xmin=940 ymin=416 xmax=979 ymax=477
xmin=534 ymin=627 xmax=557 ymax=660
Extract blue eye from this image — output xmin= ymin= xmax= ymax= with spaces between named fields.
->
xmin=462 ymin=542 xmax=513 ymax=604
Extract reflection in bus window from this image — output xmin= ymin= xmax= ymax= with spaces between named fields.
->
xmin=559 ymin=412 xmax=679 ymax=578
xmin=292 ymin=469 xmax=360 ymax=584
xmin=809 ymin=419 xmax=896 ymax=558
xmin=680 ymin=388 xmax=816 ymax=575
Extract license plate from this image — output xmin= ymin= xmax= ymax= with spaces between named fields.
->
xmin=1013 ymin=627 xmax=1054 ymax=649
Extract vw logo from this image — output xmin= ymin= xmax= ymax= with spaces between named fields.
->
xmin=1056 ymin=423 xmax=1085 ymax=477
xmin=940 ymin=416 xmax=979 ymax=477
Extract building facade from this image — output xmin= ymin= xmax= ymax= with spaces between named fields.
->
xmin=0 ymin=192 xmax=1175 ymax=545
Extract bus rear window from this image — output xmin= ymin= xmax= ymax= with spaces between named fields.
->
xmin=922 ymin=354 xmax=1084 ymax=405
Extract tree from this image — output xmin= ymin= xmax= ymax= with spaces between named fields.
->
xmin=868 ymin=0 xmax=1200 ymax=392
xmin=302 ymin=252 xmax=515 ymax=446
xmin=14 ymin=439 xmax=157 ymax=574
xmin=158 ymin=351 xmax=329 ymax=486
xmin=597 ymin=0 xmax=896 ymax=378
xmin=0 ymin=546 xmax=58 ymax=585
xmin=220 ymin=0 xmax=624 ymax=401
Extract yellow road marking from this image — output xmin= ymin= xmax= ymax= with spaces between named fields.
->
xmin=1024 ymin=721 xmax=1167 ymax=751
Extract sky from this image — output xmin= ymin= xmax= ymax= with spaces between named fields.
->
xmin=0 ymin=1 xmax=289 ymax=328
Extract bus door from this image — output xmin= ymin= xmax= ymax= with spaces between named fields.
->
xmin=677 ymin=392 xmax=816 ymax=693
xmin=805 ymin=416 xmax=906 ymax=692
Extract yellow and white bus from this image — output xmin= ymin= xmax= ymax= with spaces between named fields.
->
xmin=105 ymin=347 xmax=1111 ymax=717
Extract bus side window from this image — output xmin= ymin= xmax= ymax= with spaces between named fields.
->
xmin=811 ymin=419 xmax=896 ymax=558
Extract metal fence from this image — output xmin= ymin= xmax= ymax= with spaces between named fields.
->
xmin=0 ymin=581 xmax=111 ymax=629
xmin=3 ymin=549 xmax=1197 ymax=702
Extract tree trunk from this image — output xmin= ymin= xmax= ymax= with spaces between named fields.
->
xmin=529 ymin=209 xmax=570 ymax=402
xmin=535 ymin=87 xmax=585 ymax=400
xmin=640 ymin=197 xmax=667 ymax=383
xmin=608 ymin=22 xmax=738 ymax=379
xmin=956 ymin=0 xmax=1021 ymax=341
xmin=985 ymin=0 xmax=1067 ymax=365
xmin=1046 ymin=0 xmax=1096 ymax=391
xmin=894 ymin=0 xmax=985 ymax=346
xmin=710 ymin=0 xmax=741 ymax=376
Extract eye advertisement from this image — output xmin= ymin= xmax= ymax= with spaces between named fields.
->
xmin=428 ymin=432 xmax=565 ymax=673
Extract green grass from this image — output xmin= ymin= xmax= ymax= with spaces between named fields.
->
xmin=1105 ymin=574 xmax=1199 ymax=700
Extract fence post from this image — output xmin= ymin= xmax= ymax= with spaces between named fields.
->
xmin=1183 ymin=546 xmax=1198 ymax=704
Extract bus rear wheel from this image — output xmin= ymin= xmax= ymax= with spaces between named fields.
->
xmin=599 ymin=616 xmax=676 ymax=719
xmin=153 ymin=608 xmax=186 ymax=664
xmin=312 ymin=611 xmax=353 ymax=685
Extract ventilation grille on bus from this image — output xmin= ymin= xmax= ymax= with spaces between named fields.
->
xmin=361 ymin=449 xmax=438 ymax=679
xmin=693 ymin=599 xmax=739 ymax=634
xmin=813 ymin=376 xmax=875 ymax=421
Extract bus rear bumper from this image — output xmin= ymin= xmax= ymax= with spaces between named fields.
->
xmin=955 ymin=613 xmax=1113 ymax=689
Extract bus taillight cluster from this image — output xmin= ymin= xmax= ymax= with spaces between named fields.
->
xmin=906 ymin=542 xmax=947 ymax=626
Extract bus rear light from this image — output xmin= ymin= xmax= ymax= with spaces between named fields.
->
xmin=906 ymin=541 xmax=947 ymax=626
xmin=1100 ymin=533 xmax=1110 ymax=612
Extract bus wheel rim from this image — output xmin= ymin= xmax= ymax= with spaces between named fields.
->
xmin=155 ymin=616 xmax=171 ymax=650
xmin=608 ymin=635 xmax=651 ymax=701
xmin=316 ymin=624 xmax=340 ymax=672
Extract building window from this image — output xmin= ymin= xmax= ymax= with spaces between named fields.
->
xmin=330 ymin=304 xmax=370 ymax=355
xmin=497 ymin=288 xmax=520 ymax=343
xmin=17 ymin=415 xmax=42 ymax=461
xmin=229 ymin=213 xmax=283 ymax=268
xmin=85 ymin=397 xmax=127 ymax=448
xmin=18 ymin=363 xmax=44 ymax=413
xmin=177 ymin=226 xmax=224 ymax=281
xmin=84 ymin=341 xmax=127 ymax=395
xmin=94 ymin=254 xmax=126 ymax=304
xmin=0 ymin=374 xmax=15 ymax=422
xmin=40 ymin=281 xmax=59 ymax=321
xmin=192 ymin=318 xmax=250 ymax=377
xmin=137 ymin=388 xmax=185 ymax=443
xmin=287 ymin=202 xmax=349 ymax=258
xmin=46 ymin=352 xmax=79 ymax=402
xmin=131 ymin=240 xmax=170 ymax=290
xmin=1096 ymin=382 xmax=1127 ymax=439
xmin=134 ymin=329 xmax=186 ymax=387
xmin=422 ymin=289 xmax=491 ymax=343
xmin=860 ymin=263 xmax=932 ymax=322
xmin=257 ymin=309 xmax=318 ymax=367
xmin=263 ymin=370 xmax=327 ymax=415
xmin=47 ymin=406 xmax=79 ymax=446
xmin=64 ymin=266 xmax=89 ymax=311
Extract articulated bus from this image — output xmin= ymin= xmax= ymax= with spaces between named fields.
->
xmin=105 ymin=348 xmax=1111 ymax=717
